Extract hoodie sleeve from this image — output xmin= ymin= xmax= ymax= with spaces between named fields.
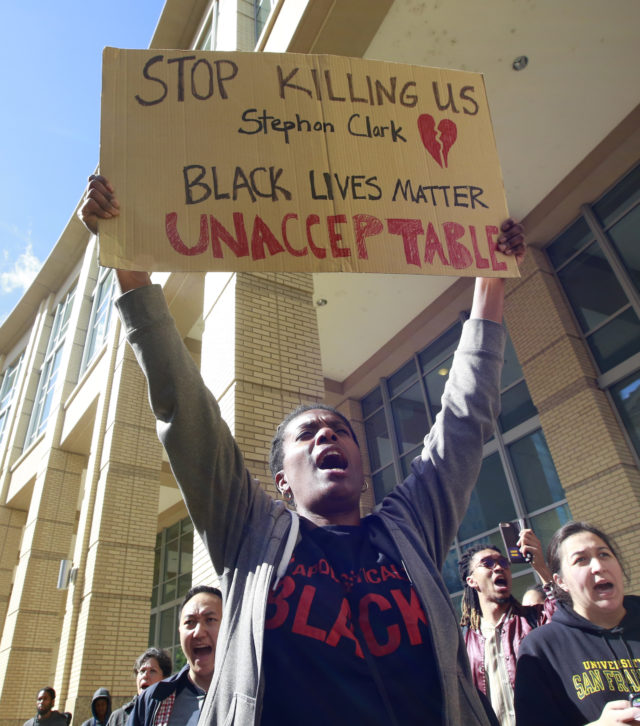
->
xmin=380 ymin=318 xmax=505 ymax=568
xmin=116 ymin=285 xmax=269 ymax=577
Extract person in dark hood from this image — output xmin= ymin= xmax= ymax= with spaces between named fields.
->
xmin=515 ymin=521 xmax=640 ymax=725
xmin=80 ymin=689 xmax=111 ymax=726
xmin=106 ymin=649 xmax=172 ymax=726
xmin=22 ymin=687 xmax=69 ymax=726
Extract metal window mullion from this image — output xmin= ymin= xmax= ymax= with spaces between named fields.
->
xmin=526 ymin=499 xmax=569 ymax=520
xmin=597 ymin=352 xmax=640 ymax=389
xmin=415 ymin=352 xmax=435 ymax=430
xmin=583 ymin=302 xmax=632 ymax=338
xmin=492 ymin=429 xmax=529 ymax=522
xmin=500 ymin=414 xmax=543 ymax=447
xmin=600 ymin=194 xmax=640 ymax=233
xmin=582 ymin=204 xmax=640 ymax=318
xmin=380 ymin=378 xmax=403 ymax=487
xmin=602 ymin=385 xmax=640 ymax=470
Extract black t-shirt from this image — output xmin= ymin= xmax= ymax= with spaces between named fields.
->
xmin=260 ymin=517 xmax=442 ymax=725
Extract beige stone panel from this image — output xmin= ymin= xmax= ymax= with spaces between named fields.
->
xmin=99 ymin=420 xmax=162 ymax=470
xmin=63 ymin=352 xmax=162 ymax=718
xmin=504 ymin=258 xmax=581 ymax=365
xmin=539 ymin=397 xmax=629 ymax=490
xmin=519 ymin=335 xmax=598 ymax=410
xmin=0 ymin=455 xmax=82 ymax=719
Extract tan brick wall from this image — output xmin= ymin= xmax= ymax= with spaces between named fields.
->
xmin=505 ymin=247 xmax=640 ymax=592
xmin=0 ymin=508 xmax=26 ymax=628
xmin=57 ymin=339 xmax=162 ymax=720
xmin=0 ymin=450 xmax=84 ymax=722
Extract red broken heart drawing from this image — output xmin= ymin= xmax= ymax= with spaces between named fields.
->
xmin=417 ymin=114 xmax=458 ymax=168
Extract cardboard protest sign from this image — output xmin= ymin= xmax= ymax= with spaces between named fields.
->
xmin=99 ymin=48 xmax=517 ymax=277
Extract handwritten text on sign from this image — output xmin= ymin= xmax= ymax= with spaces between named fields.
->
xmin=99 ymin=49 xmax=516 ymax=277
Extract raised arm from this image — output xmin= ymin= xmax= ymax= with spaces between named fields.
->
xmin=77 ymin=175 xmax=263 ymax=575
xmin=517 ymin=527 xmax=553 ymax=585
xmin=79 ymin=174 xmax=152 ymax=292
xmin=470 ymin=218 xmax=525 ymax=323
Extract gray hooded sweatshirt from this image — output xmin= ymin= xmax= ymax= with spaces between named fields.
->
xmin=117 ymin=284 xmax=504 ymax=726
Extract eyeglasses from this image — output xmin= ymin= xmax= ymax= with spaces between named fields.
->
xmin=476 ymin=555 xmax=510 ymax=570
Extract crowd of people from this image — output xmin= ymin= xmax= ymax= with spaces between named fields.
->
xmin=23 ymin=175 xmax=638 ymax=726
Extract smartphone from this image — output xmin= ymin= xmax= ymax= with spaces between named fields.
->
xmin=629 ymin=692 xmax=640 ymax=708
xmin=499 ymin=520 xmax=531 ymax=564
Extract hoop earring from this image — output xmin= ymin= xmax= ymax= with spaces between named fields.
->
xmin=361 ymin=481 xmax=369 ymax=493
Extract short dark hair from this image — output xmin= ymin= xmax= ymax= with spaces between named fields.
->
xmin=547 ymin=520 xmax=627 ymax=604
xmin=458 ymin=543 xmax=504 ymax=629
xmin=180 ymin=585 xmax=222 ymax=615
xmin=134 ymin=648 xmax=172 ymax=678
xmin=38 ymin=687 xmax=55 ymax=701
xmin=268 ymin=403 xmax=359 ymax=479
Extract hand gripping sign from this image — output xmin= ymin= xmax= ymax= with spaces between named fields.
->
xmin=99 ymin=48 xmax=517 ymax=277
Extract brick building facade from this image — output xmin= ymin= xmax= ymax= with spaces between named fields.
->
xmin=0 ymin=0 xmax=638 ymax=722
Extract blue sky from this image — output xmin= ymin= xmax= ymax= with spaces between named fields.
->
xmin=0 ymin=0 xmax=166 ymax=322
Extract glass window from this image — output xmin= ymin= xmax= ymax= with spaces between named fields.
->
xmin=0 ymin=354 xmax=23 ymax=445
xmin=586 ymin=307 xmax=640 ymax=372
xmin=442 ymin=548 xmax=462 ymax=593
xmin=501 ymin=335 xmax=526 ymax=390
xmin=418 ymin=322 xmax=461 ymax=374
xmin=548 ymin=164 xmax=640 ymax=462
xmin=607 ymin=203 xmax=640 ymax=294
xmin=400 ymin=445 xmax=422 ymax=478
xmin=372 ymin=465 xmax=397 ymax=502
xmin=457 ymin=453 xmax=516 ymax=542
xmin=364 ymin=409 xmax=391 ymax=471
xmin=82 ymin=268 xmax=115 ymax=373
xmin=499 ymin=381 xmax=538 ymax=432
xmin=362 ymin=387 xmax=383 ymax=418
xmin=149 ymin=517 xmax=194 ymax=669
xmin=593 ymin=165 xmax=640 ymax=229
xmin=255 ymin=0 xmax=274 ymax=41
xmin=529 ymin=503 xmax=572 ymax=551
xmin=360 ymin=320 xmax=569 ymax=602
xmin=557 ymin=242 xmax=628 ymax=332
xmin=610 ymin=371 xmax=640 ymax=457
xmin=424 ymin=354 xmax=453 ymax=420
xmin=546 ymin=217 xmax=593 ymax=268
xmin=509 ymin=430 xmax=564 ymax=513
xmin=391 ymin=382 xmax=428 ymax=454
xmin=388 ymin=359 xmax=418 ymax=397
xmin=25 ymin=287 xmax=76 ymax=447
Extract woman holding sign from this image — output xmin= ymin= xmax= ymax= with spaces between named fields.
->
xmin=80 ymin=173 xmax=525 ymax=726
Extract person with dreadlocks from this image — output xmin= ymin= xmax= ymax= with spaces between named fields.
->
xmin=458 ymin=535 xmax=555 ymax=726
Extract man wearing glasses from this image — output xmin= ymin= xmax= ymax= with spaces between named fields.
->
xmin=458 ymin=533 xmax=554 ymax=726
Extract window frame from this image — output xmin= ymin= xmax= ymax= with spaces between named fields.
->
xmin=25 ymin=286 xmax=76 ymax=447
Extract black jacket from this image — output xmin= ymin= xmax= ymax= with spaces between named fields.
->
xmin=129 ymin=666 xmax=192 ymax=726
xmin=514 ymin=596 xmax=640 ymax=725
xmin=105 ymin=698 xmax=135 ymax=726
xmin=81 ymin=688 xmax=112 ymax=726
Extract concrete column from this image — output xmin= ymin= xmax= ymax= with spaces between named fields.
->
xmin=504 ymin=247 xmax=640 ymax=589
xmin=60 ymin=336 xmax=163 ymax=719
xmin=0 ymin=507 xmax=27 ymax=637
